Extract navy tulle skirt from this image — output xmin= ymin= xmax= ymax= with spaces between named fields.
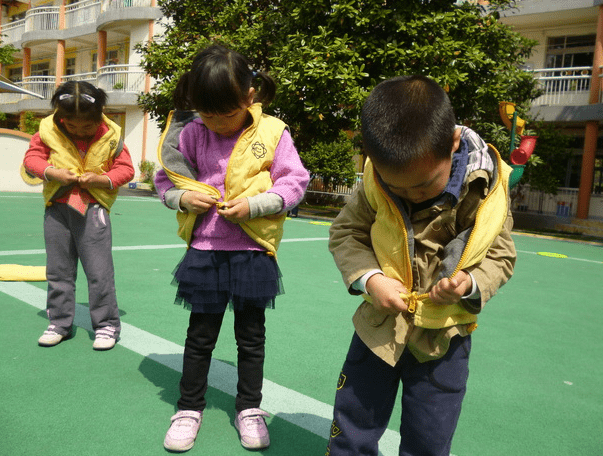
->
xmin=172 ymin=249 xmax=283 ymax=313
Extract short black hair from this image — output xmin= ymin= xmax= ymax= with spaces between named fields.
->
xmin=361 ymin=75 xmax=456 ymax=169
xmin=51 ymin=81 xmax=107 ymax=123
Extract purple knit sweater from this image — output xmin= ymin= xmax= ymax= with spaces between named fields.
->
xmin=155 ymin=117 xmax=309 ymax=251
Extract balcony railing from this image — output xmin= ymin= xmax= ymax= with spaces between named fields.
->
xmin=21 ymin=75 xmax=57 ymax=99
xmin=531 ymin=67 xmax=593 ymax=106
xmin=0 ymin=19 xmax=26 ymax=43
xmin=102 ymin=0 xmax=154 ymax=9
xmin=2 ymin=66 xmax=145 ymax=102
xmin=24 ymin=6 xmax=60 ymax=33
xmin=66 ymin=0 xmax=101 ymax=28
xmin=1 ymin=0 xmax=155 ymax=45
xmin=97 ymin=64 xmax=146 ymax=93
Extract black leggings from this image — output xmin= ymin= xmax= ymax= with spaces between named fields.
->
xmin=177 ymin=306 xmax=266 ymax=413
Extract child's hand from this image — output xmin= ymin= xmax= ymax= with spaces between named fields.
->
xmin=218 ymin=198 xmax=250 ymax=223
xmin=46 ymin=168 xmax=79 ymax=186
xmin=365 ymin=274 xmax=409 ymax=314
xmin=429 ymin=271 xmax=472 ymax=305
xmin=78 ymin=172 xmax=110 ymax=189
xmin=180 ymin=191 xmax=217 ymax=214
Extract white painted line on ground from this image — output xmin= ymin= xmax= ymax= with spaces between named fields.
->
xmin=0 ymin=280 xmax=401 ymax=456
xmin=0 ymin=238 xmax=330 ymax=257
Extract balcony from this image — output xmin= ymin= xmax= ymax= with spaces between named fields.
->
xmin=529 ymin=66 xmax=603 ymax=122
xmin=531 ymin=67 xmax=593 ymax=107
xmin=0 ymin=65 xmax=146 ymax=113
xmin=1 ymin=0 xmax=159 ymax=47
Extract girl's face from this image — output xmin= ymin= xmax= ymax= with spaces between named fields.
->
xmin=62 ymin=118 xmax=101 ymax=141
xmin=198 ymin=88 xmax=255 ymax=137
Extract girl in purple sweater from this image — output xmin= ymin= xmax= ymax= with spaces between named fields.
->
xmin=155 ymin=44 xmax=309 ymax=453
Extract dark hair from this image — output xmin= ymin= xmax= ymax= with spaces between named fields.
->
xmin=173 ymin=44 xmax=276 ymax=113
xmin=361 ymin=75 xmax=456 ymax=169
xmin=51 ymin=81 xmax=108 ymax=124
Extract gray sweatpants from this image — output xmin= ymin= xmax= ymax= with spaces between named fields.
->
xmin=43 ymin=203 xmax=121 ymax=338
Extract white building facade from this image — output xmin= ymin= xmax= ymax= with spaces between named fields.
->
xmin=0 ymin=0 xmax=164 ymax=180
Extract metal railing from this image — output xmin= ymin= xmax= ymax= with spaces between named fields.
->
xmin=1 ymin=0 xmax=155 ymax=45
xmin=24 ymin=6 xmax=60 ymax=33
xmin=97 ymin=64 xmax=146 ymax=92
xmin=21 ymin=75 xmax=57 ymax=99
xmin=306 ymin=174 xmax=363 ymax=196
xmin=102 ymin=0 xmax=154 ymax=9
xmin=0 ymin=19 xmax=26 ymax=43
xmin=62 ymin=72 xmax=97 ymax=83
xmin=66 ymin=0 xmax=101 ymax=28
xmin=531 ymin=67 xmax=593 ymax=106
xmin=512 ymin=185 xmax=579 ymax=217
xmin=1 ymin=67 xmax=145 ymax=103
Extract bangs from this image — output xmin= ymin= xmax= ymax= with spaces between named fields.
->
xmin=189 ymin=64 xmax=247 ymax=114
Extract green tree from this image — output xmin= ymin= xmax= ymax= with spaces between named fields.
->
xmin=137 ymin=0 xmax=539 ymax=183
xmin=301 ymin=131 xmax=358 ymax=190
xmin=0 ymin=39 xmax=17 ymax=66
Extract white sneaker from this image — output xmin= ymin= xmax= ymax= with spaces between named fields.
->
xmin=164 ymin=410 xmax=203 ymax=452
xmin=38 ymin=325 xmax=69 ymax=347
xmin=92 ymin=326 xmax=117 ymax=351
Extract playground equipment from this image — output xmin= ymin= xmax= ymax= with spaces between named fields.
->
xmin=499 ymin=101 xmax=536 ymax=188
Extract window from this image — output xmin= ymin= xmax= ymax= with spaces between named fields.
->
xmin=546 ymin=35 xmax=595 ymax=68
xmin=65 ymin=57 xmax=76 ymax=76
xmin=30 ymin=62 xmax=50 ymax=76
xmin=8 ymin=67 xmax=23 ymax=82
xmin=91 ymin=50 xmax=119 ymax=72
xmin=594 ymin=157 xmax=603 ymax=194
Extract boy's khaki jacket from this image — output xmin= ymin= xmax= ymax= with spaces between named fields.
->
xmin=39 ymin=113 xmax=124 ymax=211
xmin=157 ymin=103 xmax=287 ymax=255
xmin=329 ymin=143 xmax=516 ymax=366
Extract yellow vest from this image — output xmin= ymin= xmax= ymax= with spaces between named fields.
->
xmin=363 ymin=145 xmax=512 ymax=329
xmin=157 ymin=103 xmax=287 ymax=255
xmin=39 ymin=113 xmax=124 ymax=211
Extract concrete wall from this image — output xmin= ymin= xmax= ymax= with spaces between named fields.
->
xmin=0 ymin=128 xmax=42 ymax=193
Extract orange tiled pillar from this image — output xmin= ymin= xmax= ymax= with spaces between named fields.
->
xmin=56 ymin=40 xmax=65 ymax=86
xmin=98 ymin=30 xmax=107 ymax=69
xmin=577 ymin=4 xmax=603 ymax=219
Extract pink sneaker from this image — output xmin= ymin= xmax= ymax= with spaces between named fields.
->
xmin=234 ymin=408 xmax=270 ymax=450
xmin=164 ymin=410 xmax=202 ymax=452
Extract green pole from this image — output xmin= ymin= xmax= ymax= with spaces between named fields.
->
xmin=509 ymin=110 xmax=518 ymax=154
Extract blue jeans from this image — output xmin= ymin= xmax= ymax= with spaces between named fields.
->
xmin=327 ymin=332 xmax=471 ymax=456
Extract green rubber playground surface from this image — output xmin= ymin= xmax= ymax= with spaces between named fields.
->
xmin=1 ymin=191 xmax=602 ymax=456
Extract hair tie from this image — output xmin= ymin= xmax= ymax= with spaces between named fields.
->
xmin=58 ymin=93 xmax=95 ymax=103
xmin=251 ymin=70 xmax=258 ymax=78
xmin=81 ymin=94 xmax=96 ymax=103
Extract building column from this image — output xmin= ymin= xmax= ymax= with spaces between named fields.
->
xmin=578 ymin=4 xmax=603 ymax=219
xmin=97 ymin=30 xmax=107 ymax=70
xmin=56 ymin=40 xmax=65 ymax=86
xmin=23 ymin=47 xmax=31 ymax=78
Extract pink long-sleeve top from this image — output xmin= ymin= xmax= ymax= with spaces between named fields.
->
xmin=23 ymin=122 xmax=135 ymax=204
xmin=154 ymin=118 xmax=309 ymax=252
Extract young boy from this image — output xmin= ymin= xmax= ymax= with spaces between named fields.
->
xmin=326 ymin=75 xmax=516 ymax=455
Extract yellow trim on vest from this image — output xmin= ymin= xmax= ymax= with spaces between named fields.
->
xmin=157 ymin=104 xmax=287 ymax=255
xmin=39 ymin=113 xmax=122 ymax=211
xmin=362 ymin=145 xmax=511 ymax=329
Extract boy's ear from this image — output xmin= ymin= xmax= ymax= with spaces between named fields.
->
xmin=451 ymin=128 xmax=462 ymax=155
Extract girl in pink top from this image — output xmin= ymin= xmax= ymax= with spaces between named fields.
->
xmin=156 ymin=44 xmax=309 ymax=452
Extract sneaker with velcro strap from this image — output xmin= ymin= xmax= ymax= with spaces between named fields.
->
xmin=92 ymin=326 xmax=117 ymax=351
xmin=164 ymin=410 xmax=203 ymax=452
xmin=38 ymin=325 xmax=71 ymax=347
